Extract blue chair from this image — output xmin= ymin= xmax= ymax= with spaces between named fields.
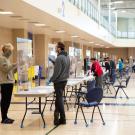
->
xmin=74 ymin=87 xmax=105 ymax=127
xmin=74 ymin=80 xmax=96 ymax=108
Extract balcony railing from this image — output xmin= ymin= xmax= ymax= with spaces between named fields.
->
xmin=68 ymin=0 xmax=116 ymax=37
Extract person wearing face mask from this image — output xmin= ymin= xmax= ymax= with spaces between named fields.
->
xmin=49 ymin=42 xmax=70 ymax=126
xmin=0 ymin=43 xmax=17 ymax=124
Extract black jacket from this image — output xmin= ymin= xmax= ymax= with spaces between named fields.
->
xmin=50 ymin=51 xmax=70 ymax=83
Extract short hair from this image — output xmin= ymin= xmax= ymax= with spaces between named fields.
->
xmin=90 ymin=58 xmax=96 ymax=61
xmin=2 ymin=43 xmax=14 ymax=53
xmin=57 ymin=42 xmax=65 ymax=50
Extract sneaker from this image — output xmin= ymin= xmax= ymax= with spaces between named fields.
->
xmin=59 ymin=119 xmax=66 ymax=125
xmin=1 ymin=118 xmax=14 ymax=124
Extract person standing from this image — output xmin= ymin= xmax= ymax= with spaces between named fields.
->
xmin=0 ymin=43 xmax=17 ymax=124
xmin=118 ymin=58 xmax=123 ymax=78
xmin=90 ymin=58 xmax=103 ymax=88
xmin=104 ymin=57 xmax=110 ymax=72
xmin=49 ymin=42 xmax=70 ymax=126
xmin=109 ymin=57 xmax=116 ymax=83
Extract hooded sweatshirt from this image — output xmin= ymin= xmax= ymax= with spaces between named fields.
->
xmin=50 ymin=51 xmax=70 ymax=83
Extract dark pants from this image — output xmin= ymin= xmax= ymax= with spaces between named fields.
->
xmin=54 ymin=81 xmax=67 ymax=120
xmin=110 ymin=69 xmax=116 ymax=83
xmin=1 ymin=83 xmax=13 ymax=121
xmin=95 ymin=75 xmax=103 ymax=88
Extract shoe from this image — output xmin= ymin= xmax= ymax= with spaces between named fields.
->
xmin=7 ymin=118 xmax=14 ymax=122
xmin=54 ymin=112 xmax=59 ymax=126
xmin=1 ymin=118 xmax=14 ymax=124
xmin=59 ymin=114 xmax=66 ymax=125
xmin=59 ymin=119 xmax=66 ymax=125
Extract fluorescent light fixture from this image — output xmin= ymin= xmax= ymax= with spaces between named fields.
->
xmin=0 ymin=11 xmax=14 ymax=15
xmin=55 ymin=30 xmax=65 ymax=33
xmin=95 ymin=43 xmax=100 ymax=45
xmin=106 ymin=47 xmax=109 ymax=48
xmin=121 ymin=10 xmax=126 ymax=13
xmin=71 ymin=35 xmax=79 ymax=38
xmin=89 ymin=41 xmax=94 ymax=44
xmin=34 ymin=23 xmax=46 ymax=27
xmin=113 ymin=1 xmax=123 ymax=4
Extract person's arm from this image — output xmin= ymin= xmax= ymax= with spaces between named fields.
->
xmin=50 ymin=57 xmax=62 ymax=82
xmin=0 ymin=57 xmax=15 ymax=73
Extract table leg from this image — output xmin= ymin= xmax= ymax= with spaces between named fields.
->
xmin=20 ymin=97 xmax=28 ymax=128
xmin=39 ymin=97 xmax=46 ymax=128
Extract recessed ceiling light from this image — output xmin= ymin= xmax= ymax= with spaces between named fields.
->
xmin=121 ymin=10 xmax=126 ymax=13
xmin=0 ymin=11 xmax=14 ymax=15
xmin=34 ymin=23 xmax=46 ymax=27
xmin=89 ymin=41 xmax=94 ymax=44
xmin=55 ymin=30 xmax=65 ymax=33
xmin=113 ymin=1 xmax=124 ymax=4
xmin=71 ymin=35 xmax=79 ymax=38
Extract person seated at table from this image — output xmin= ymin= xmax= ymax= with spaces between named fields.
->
xmin=0 ymin=43 xmax=17 ymax=124
xmin=90 ymin=58 xmax=103 ymax=88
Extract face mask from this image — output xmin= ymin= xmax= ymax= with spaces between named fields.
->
xmin=4 ymin=50 xmax=12 ymax=58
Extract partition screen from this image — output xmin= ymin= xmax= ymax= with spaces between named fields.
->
xmin=16 ymin=37 xmax=33 ymax=91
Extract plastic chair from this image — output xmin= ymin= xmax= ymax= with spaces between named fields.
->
xmin=74 ymin=87 xmax=105 ymax=127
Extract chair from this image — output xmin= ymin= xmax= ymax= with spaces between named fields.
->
xmin=74 ymin=87 xmax=105 ymax=127
xmin=74 ymin=80 xmax=96 ymax=108
xmin=114 ymin=76 xmax=130 ymax=99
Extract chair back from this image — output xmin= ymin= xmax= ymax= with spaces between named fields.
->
xmin=86 ymin=87 xmax=103 ymax=103
xmin=87 ymin=80 xmax=96 ymax=92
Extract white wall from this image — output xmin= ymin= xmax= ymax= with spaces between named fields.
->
xmin=0 ymin=27 xmax=12 ymax=47
xmin=22 ymin=0 xmax=115 ymax=45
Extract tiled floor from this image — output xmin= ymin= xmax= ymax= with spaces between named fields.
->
xmin=1 ymin=74 xmax=135 ymax=135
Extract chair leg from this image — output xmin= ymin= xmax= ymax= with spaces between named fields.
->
xmin=121 ymin=88 xmax=129 ymax=99
xmin=97 ymin=106 xmax=105 ymax=125
xmin=80 ymin=106 xmax=88 ymax=127
xmin=107 ymin=84 xmax=112 ymax=94
xmin=90 ymin=106 xmax=96 ymax=123
xmin=69 ymin=87 xmax=73 ymax=101
xmin=115 ymin=87 xmax=119 ymax=98
xmin=74 ymin=105 xmax=80 ymax=124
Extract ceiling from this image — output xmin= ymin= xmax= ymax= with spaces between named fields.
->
xmin=101 ymin=0 xmax=135 ymax=18
xmin=0 ymin=0 xmax=113 ymax=48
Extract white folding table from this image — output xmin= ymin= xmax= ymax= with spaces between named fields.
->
xmin=14 ymin=86 xmax=54 ymax=128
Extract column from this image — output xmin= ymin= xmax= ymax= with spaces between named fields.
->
xmin=12 ymin=29 xmax=28 ymax=62
xmin=33 ymin=34 xmax=51 ymax=77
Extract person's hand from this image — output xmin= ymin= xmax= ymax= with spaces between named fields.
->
xmin=46 ymin=79 xmax=51 ymax=86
